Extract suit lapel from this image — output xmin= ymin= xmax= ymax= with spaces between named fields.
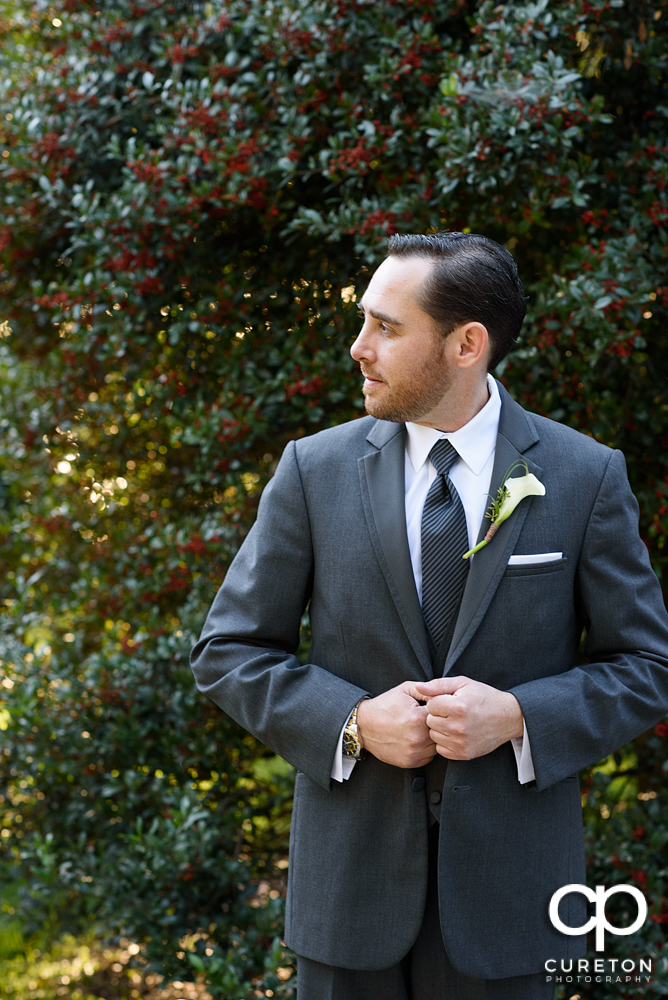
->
xmin=359 ymin=421 xmax=433 ymax=679
xmin=443 ymin=385 xmax=542 ymax=676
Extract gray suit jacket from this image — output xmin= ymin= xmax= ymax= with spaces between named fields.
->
xmin=190 ymin=383 xmax=668 ymax=978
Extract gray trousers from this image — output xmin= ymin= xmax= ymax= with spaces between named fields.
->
xmin=296 ymin=824 xmax=555 ymax=1000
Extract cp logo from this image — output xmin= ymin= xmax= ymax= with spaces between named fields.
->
xmin=549 ymin=884 xmax=647 ymax=951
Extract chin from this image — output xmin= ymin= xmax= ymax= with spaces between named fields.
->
xmin=363 ymin=396 xmax=408 ymax=423
xmin=362 ymin=392 xmax=385 ymax=418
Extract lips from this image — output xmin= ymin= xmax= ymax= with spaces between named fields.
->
xmin=363 ymin=378 xmax=384 ymax=393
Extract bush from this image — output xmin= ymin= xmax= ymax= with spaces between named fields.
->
xmin=1 ymin=0 xmax=667 ymax=996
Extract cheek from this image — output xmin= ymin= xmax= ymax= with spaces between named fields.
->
xmin=389 ymin=346 xmax=434 ymax=384
xmin=385 ymin=343 xmax=420 ymax=374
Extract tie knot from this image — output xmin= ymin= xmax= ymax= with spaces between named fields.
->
xmin=428 ymin=438 xmax=459 ymax=478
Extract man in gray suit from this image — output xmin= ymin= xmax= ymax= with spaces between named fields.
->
xmin=191 ymin=232 xmax=668 ymax=999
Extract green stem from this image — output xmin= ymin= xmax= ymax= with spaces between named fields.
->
xmin=462 ymin=538 xmax=489 ymax=560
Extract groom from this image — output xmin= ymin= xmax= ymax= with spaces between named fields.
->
xmin=191 ymin=232 xmax=668 ymax=999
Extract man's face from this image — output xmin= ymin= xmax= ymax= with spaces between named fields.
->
xmin=350 ymin=255 xmax=454 ymax=423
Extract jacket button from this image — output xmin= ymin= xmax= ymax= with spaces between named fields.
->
xmin=412 ymin=777 xmax=425 ymax=791
xmin=429 ymin=791 xmax=442 ymax=805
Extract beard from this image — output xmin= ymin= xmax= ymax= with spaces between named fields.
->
xmin=360 ymin=341 xmax=454 ymax=423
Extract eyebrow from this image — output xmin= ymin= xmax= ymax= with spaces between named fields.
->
xmin=358 ymin=300 xmax=404 ymax=327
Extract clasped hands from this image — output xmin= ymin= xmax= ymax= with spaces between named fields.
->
xmin=355 ymin=677 xmax=524 ymax=769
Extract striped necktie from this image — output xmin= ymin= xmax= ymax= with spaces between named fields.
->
xmin=420 ymin=439 xmax=470 ymax=650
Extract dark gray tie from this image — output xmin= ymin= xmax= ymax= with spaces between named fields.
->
xmin=421 ymin=439 xmax=470 ymax=650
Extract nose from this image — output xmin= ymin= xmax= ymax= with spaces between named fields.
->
xmin=350 ymin=320 xmax=375 ymax=365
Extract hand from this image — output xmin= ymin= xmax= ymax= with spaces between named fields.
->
xmin=409 ymin=676 xmax=524 ymax=761
xmin=356 ymin=681 xmax=437 ymax=769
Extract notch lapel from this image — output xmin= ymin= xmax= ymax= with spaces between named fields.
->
xmin=442 ymin=385 xmax=542 ymax=676
xmin=359 ymin=421 xmax=433 ymax=679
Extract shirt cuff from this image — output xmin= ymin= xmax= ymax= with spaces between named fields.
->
xmin=511 ymin=721 xmax=536 ymax=784
xmin=331 ymin=719 xmax=356 ymax=782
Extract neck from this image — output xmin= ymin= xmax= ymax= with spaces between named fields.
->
xmin=413 ymin=373 xmax=490 ymax=433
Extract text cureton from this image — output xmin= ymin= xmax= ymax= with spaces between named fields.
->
xmin=544 ymin=959 xmax=652 ymax=974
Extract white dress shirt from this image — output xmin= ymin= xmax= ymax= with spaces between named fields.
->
xmin=332 ymin=375 xmax=535 ymax=784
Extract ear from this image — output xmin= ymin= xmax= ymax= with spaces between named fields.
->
xmin=451 ymin=321 xmax=489 ymax=371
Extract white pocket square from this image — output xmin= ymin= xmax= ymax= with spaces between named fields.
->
xmin=507 ymin=552 xmax=563 ymax=566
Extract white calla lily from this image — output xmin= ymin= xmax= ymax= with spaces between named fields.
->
xmin=495 ymin=472 xmax=546 ymax=524
xmin=463 ymin=461 xmax=546 ymax=559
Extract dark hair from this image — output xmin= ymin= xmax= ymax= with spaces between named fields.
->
xmin=386 ymin=231 xmax=526 ymax=370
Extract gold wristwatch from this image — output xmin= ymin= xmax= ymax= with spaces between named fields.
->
xmin=342 ymin=698 xmax=368 ymax=759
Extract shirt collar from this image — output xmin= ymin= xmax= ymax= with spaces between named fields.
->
xmin=405 ymin=375 xmax=501 ymax=477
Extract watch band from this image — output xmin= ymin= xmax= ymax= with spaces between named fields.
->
xmin=342 ymin=697 xmax=369 ymax=760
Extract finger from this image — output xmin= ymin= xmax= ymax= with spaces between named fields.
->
xmin=404 ymin=682 xmax=430 ymax=704
xmin=428 ymin=722 xmax=471 ymax=754
xmin=413 ymin=676 xmax=468 ymax=698
xmin=435 ymin=744 xmax=464 ymax=760
xmin=423 ymin=694 xmax=461 ymax=720
xmin=435 ymin=735 xmax=473 ymax=758
xmin=428 ymin=728 xmax=462 ymax=748
xmin=426 ymin=713 xmax=459 ymax=734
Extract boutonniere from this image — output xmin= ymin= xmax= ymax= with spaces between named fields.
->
xmin=463 ymin=459 xmax=546 ymax=560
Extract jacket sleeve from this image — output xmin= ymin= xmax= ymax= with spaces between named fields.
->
xmin=189 ymin=440 xmax=369 ymax=790
xmin=510 ymin=449 xmax=668 ymax=791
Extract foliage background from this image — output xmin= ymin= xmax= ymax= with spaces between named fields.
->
xmin=1 ymin=0 xmax=668 ymax=997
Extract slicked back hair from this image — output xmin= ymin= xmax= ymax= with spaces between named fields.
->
xmin=386 ymin=231 xmax=526 ymax=371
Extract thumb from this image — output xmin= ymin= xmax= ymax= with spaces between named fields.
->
xmin=413 ymin=676 xmax=467 ymax=698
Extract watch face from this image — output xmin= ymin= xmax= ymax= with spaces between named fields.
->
xmin=343 ymin=730 xmax=360 ymax=758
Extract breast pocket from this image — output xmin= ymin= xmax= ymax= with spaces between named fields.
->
xmin=503 ymin=556 xmax=567 ymax=578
